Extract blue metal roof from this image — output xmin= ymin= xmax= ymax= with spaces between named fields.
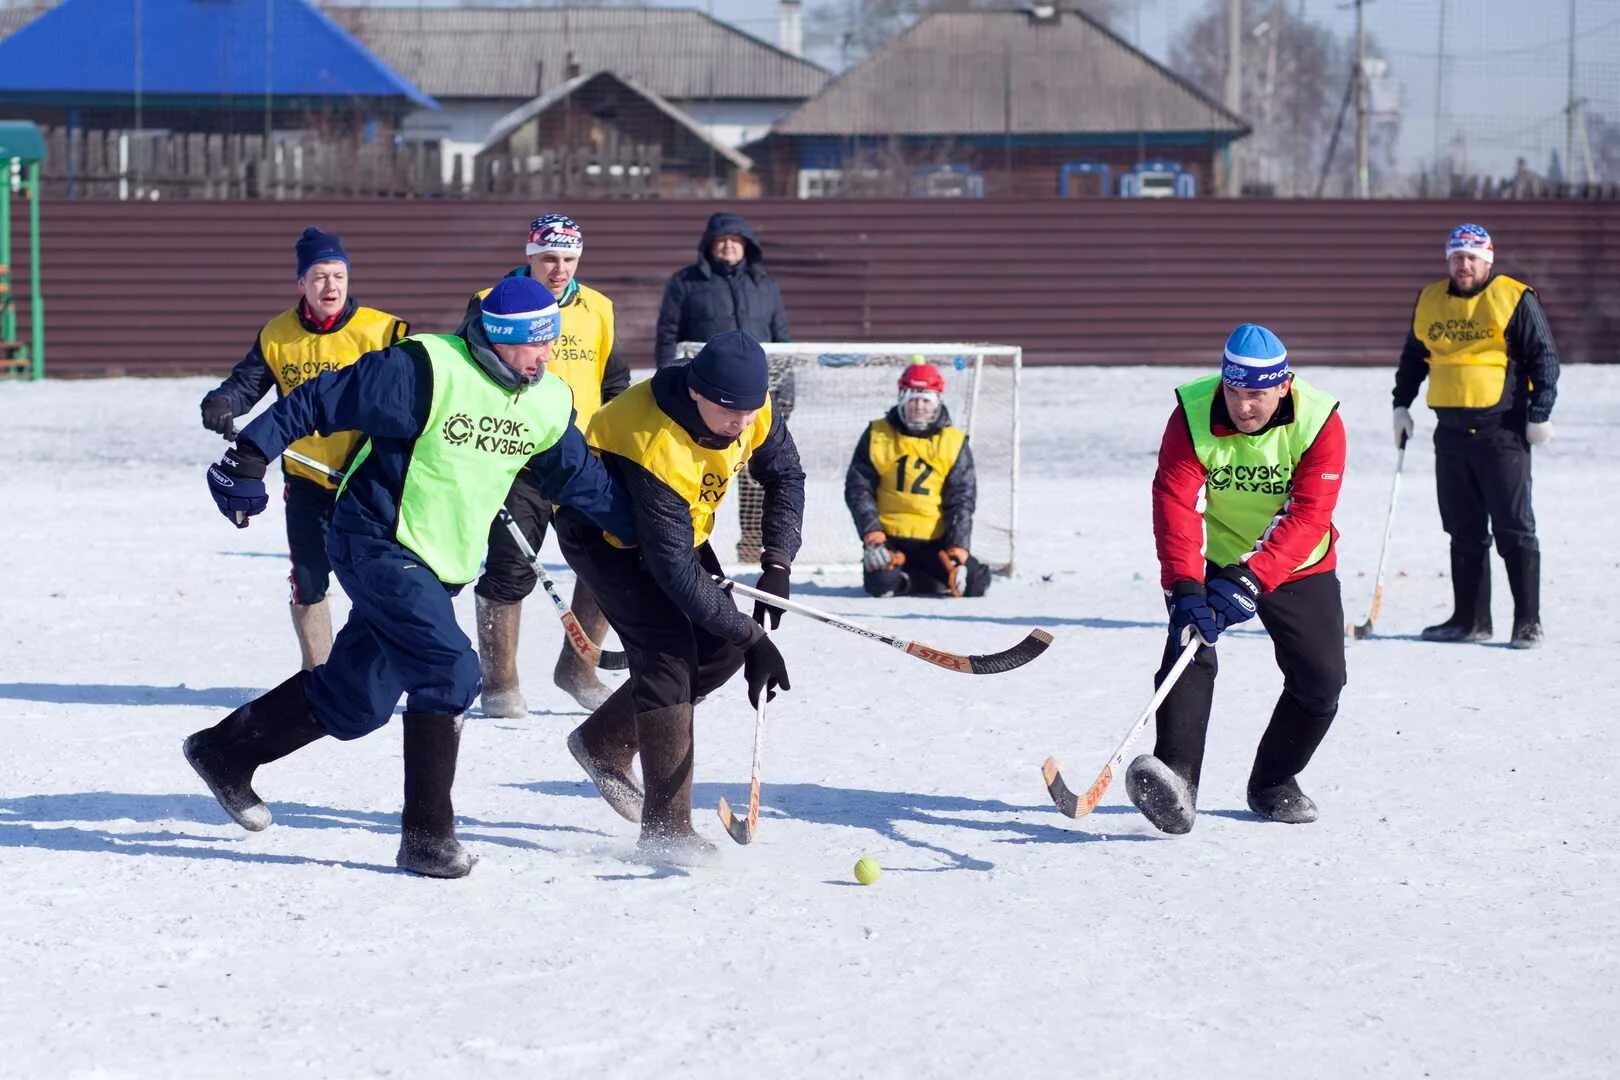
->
xmin=0 ymin=0 xmax=436 ymax=109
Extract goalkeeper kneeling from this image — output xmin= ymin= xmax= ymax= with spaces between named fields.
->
xmin=844 ymin=361 xmax=991 ymax=598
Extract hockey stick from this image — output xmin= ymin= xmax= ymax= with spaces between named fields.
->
xmin=496 ymin=508 xmax=628 ymax=671
xmin=1348 ymin=435 xmax=1407 ymax=639
xmin=721 ymin=577 xmax=1052 ymax=675
xmin=274 ymin=443 xmax=626 ymax=671
xmin=1042 ymin=635 xmax=1201 ymax=818
xmin=717 ymin=652 xmax=767 ymax=845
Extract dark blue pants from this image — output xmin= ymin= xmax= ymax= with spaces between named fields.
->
xmin=305 ymin=533 xmax=482 ymax=740
xmin=284 ymin=475 xmax=336 ymax=605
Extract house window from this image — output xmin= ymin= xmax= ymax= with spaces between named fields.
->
xmin=798 ymin=168 xmax=844 ymax=198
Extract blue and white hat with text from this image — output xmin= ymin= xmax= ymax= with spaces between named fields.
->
xmin=1220 ymin=323 xmax=1290 ymax=389
xmin=1445 ymin=223 xmax=1494 ymax=265
xmin=481 ymin=277 xmax=561 ymax=345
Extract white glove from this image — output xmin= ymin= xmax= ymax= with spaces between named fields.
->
xmin=862 ymin=541 xmax=894 ymax=574
xmin=1393 ymin=406 xmax=1414 ymax=448
xmin=1526 ymin=420 xmax=1553 ymax=447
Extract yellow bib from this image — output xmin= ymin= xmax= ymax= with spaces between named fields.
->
xmin=587 ymin=379 xmax=773 ymax=548
xmin=475 ymin=281 xmax=615 ymax=431
xmin=864 ymin=418 xmax=966 ymax=541
xmin=1412 ymin=275 xmax=1529 ymax=410
xmin=261 ymin=306 xmax=406 ymax=488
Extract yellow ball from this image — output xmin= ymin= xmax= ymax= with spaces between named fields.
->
xmin=854 ymin=857 xmax=881 ymax=885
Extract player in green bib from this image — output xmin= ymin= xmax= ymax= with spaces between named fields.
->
xmin=188 ymin=277 xmax=636 ymax=878
xmin=1135 ymin=324 xmax=1349 ymax=835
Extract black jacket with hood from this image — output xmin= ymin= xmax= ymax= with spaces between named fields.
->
xmin=654 ymin=212 xmax=790 ymax=368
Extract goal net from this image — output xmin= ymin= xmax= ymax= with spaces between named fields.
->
xmin=676 ymin=341 xmax=1023 ymax=574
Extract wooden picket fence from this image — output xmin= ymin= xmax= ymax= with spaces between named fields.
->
xmin=37 ymin=127 xmax=665 ymax=200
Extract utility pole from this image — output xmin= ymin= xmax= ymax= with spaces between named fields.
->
xmin=1565 ymin=0 xmax=1577 ymax=181
xmin=1354 ymin=0 xmax=1369 ymax=198
xmin=1224 ymin=0 xmax=1242 ymax=196
xmin=1432 ymin=0 xmax=1445 ymax=183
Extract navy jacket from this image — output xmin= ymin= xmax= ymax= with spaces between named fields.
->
xmin=236 ymin=313 xmax=637 ymax=581
xmin=653 ymin=213 xmax=790 ymax=368
xmin=844 ymin=406 xmax=978 ymax=549
xmin=580 ymin=365 xmax=806 ymax=646
xmin=1393 ymin=274 xmax=1560 ymax=430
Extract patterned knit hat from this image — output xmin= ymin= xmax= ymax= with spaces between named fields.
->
xmin=527 ymin=213 xmax=584 ymax=257
xmin=1446 ymin=223 xmax=1494 ymax=265
xmin=1221 ymin=324 xmax=1290 ymax=389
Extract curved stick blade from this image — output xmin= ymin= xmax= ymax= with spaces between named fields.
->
xmin=967 ymin=629 xmax=1054 ymax=675
xmin=718 ymin=796 xmax=755 ymax=845
xmin=596 ymin=647 xmax=630 ymax=671
xmin=1042 ymin=756 xmax=1079 ymax=817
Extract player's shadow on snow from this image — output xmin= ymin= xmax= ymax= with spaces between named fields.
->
xmin=516 ymin=779 xmax=1148 ymax=873
xmin=0 ymin=791 xmax=608 ymax=870
xmin=0 ymin=682 xmax=262 ymax=709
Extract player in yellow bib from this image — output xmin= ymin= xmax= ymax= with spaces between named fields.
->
xmin=198 ymin=227 xmax=408 ymax=670
xmin=556 ymin=331 xmax=805 ymax=860
xmin=844 ymin=360 xmax=991 ymax=598
xmin=466 ymin=213 xmax=631 ymax=714
xmin=1392 ymin=224 xmax=1559 ymax=648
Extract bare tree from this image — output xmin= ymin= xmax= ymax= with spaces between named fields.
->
xmin=1171 ymin=0 xmax=1399 ymax=197
xmin=808 ymin=0 xmax=1123 ymax=68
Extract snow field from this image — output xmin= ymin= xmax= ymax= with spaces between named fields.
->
xmin=1 ymin=366 xmax=1616 ymax=1078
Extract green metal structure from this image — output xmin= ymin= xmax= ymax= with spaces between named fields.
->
xmin=0 ymin=121 xmax=45 ymax=379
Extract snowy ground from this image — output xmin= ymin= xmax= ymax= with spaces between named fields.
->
xmin=3 ymin=366 xmax=1617 ymax=1079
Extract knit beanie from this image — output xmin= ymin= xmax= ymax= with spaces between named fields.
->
xmin=688 ymin=330 xmax=769 ymax=410
xmin=295 ymin=226 xmax=348 ymax=278
xmin=1445 ymin=223 xmax=1494 ymax=265
xmin=1220 ymin=324 xmax=1290 ymax=389
xmin=527 ymin=213 xmax=584 ymax=257
xmin=481 ymin=277 xmax=561 ymax=344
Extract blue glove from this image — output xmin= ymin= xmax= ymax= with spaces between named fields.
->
xmin=752 ymin=562 xmax=790 ymax=630
xmin=1207 ymin=564 xmax=1262 ymax=630
xmin=1168 ymin=581 xmax=1220 ymax=646
xmin=206 ymin=444 xmax=269 ymax=529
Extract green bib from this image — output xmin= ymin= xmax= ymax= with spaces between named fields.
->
xmin=343 ymin=334 xmax=573 ymax=584
xmin=1177 ymin=374 xmax=1338 ymax=572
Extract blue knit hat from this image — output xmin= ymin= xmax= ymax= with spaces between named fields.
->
xmin=1221 ymin=324 xmax=1290 ymax=389
xmin=295 ymin=226 xmax=348 ymax=278
xmin=688 ymin=330 xmax=769 ymax=410
xmin=481 ymin=277 xmax=561 ymax=345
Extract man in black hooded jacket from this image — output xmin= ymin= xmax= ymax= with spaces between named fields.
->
xmin=655 ymin=212 xmax=794 ymax=564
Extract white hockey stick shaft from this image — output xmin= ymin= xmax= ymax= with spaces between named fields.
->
xmin=1351 ymin=440 xmax=1406 ymax=636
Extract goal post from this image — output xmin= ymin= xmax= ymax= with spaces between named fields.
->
xmin=675 ymin=341 xmax=1023 ymax=575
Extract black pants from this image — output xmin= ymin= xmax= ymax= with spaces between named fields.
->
xmin=1435 ymin=424 xmax=1537 ymax=557
xmin=1153 ymin=569 xmax=1346 ymax=792
xmin=864 ymin=538 xmax=992 ymax=598
xmin=474 ymin=476 xmax=553 ymax=604
xmin=284 ymin=475 xmax=337 ymax=605
xmin=555 ymin=510 xmax=749 ymax=714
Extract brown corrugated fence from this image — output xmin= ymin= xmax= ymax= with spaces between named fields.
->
xmin=8 ymin=198 xmax=1618 ymax=376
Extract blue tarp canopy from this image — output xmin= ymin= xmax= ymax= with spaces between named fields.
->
xmin=0 ymin=0 xmax=436 ymax=110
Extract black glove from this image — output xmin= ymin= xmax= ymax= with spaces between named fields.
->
xmin=752 ymin=561 xmax=790 ymax=630
xmin=200 ymin=392 xmax=236 ymax=436
xmin=206 ymin=443 xmax=269 ymax=529
xmin=1206 ymin=564 xmax=1262 ymax=631
xmin=1167 ymin=580 xmax=1220 ymax=646
xmin=743 ymin=633 xmax=791 ymax=708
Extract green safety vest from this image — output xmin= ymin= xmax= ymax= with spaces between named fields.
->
xmin=1176 ymin=374 xmax=1338 ymax=572
xmin=342 ymin=333 xmax=573 ymax=584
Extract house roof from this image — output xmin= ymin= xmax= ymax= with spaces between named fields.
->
xmin=770 ymin=7 xmax=1248 ymax=139
xmin=0 ymin=0 xmax=435 ymax=109
xmin=324 ymin=5 xmax=828 ymax=103
xmin=481 ymin=70 xmax=751 ymax=171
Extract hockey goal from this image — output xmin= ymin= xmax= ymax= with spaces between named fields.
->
xmin=676 ymin=341 xmax=1023 ymax=574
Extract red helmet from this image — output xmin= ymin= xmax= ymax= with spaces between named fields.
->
xmin=898 ymin=361 xmax=945 ymax=395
